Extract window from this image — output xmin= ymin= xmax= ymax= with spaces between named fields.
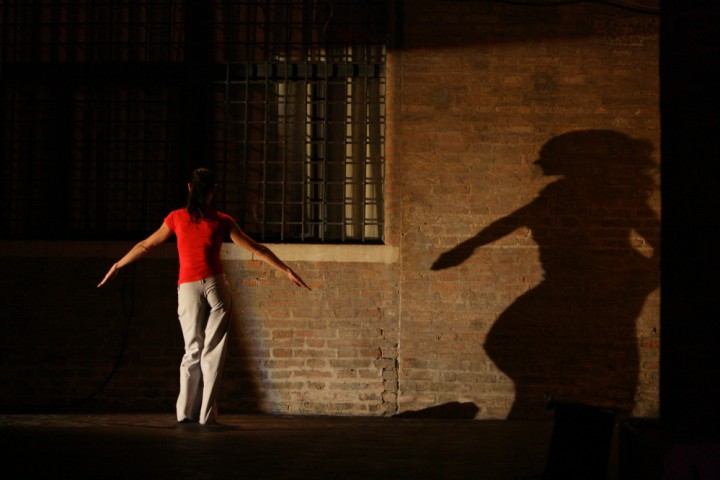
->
xmin=0 ymin=0 xmax=388 ymax=243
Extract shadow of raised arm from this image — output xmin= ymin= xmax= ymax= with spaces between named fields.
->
xmin=431 ymin=217 xmax=523 ymax=271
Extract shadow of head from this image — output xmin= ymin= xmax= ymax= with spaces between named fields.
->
xmin=533 ymin=129 xmax=655 ymax=179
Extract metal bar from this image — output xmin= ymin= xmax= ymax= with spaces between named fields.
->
xmin=302 ymin=57 xmax=309 ymax=241
xmin=221 ymin=62 xmax=230 ymax=215
xmin=242 ymin=56 xmax=250 ymax=230
xmin=321 ymin=45 xmax=328 ymax=242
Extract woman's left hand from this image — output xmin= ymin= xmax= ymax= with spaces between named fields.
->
xmin=288 ymin=269 xmax=312 ymax=290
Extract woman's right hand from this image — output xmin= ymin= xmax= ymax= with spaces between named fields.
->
xmin=97 ymin=264 xmax=120 ymax=288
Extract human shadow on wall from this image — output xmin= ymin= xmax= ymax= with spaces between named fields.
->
xmin=431 ymin=130 xmax=660 ymax=419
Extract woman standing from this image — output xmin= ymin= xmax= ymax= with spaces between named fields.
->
xmin=98 ymin=168 xmax=311 ymax=424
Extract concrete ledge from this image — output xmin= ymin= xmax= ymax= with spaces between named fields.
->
xmin=0 ymin=241 xmax=399 ymax=264
xmin=221 ymin=243 xmax=399 ymax=264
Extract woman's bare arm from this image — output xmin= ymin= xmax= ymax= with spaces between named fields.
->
xmin=230 ymin=223 xmax=311 ymax=290
xmin=97 ymin=223 xmax=173 ymax=287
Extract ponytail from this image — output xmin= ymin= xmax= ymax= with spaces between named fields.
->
xmin=186 ymin=168 xmax=216 ymax=223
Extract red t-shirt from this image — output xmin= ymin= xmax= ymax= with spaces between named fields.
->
xmin=164 ymin=208 xmax=235 ymax=284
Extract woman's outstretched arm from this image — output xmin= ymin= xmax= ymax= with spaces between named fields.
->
xmin=97 ymin=223 xmax=173 ymax=287
xmin=230 ymin=223 xmax=311 ymax=290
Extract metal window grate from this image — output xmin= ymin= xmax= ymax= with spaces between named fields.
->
xmin=215 ymin=56 xmax=385 ymax=242
xmin=210 ymin=1 xmax=386 ymax=243
xmin=1 ymin=0 xmax=387 ymax=243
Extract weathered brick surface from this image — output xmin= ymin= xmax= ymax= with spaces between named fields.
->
xmin=395 ymin=0 xmax=659 ymax=419
xmin=0 ymin=1 xmax=659 ymax=420
xmin=216 ymin=259 xmax=400 ymax=416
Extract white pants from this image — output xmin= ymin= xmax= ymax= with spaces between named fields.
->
xmin=176 ymin=275 xmax=232 ymax=424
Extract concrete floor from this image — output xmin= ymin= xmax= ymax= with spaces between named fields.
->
xmin=0 ymin=413 xmax=564 ymax=479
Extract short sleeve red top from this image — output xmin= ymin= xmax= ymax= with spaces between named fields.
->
xmin=164 ymin=208 xmax=235 ymax=285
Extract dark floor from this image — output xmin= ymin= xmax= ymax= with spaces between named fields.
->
xmin=0 ymin=412 xmax=629 ymax=480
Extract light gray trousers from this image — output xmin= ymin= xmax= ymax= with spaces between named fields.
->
xmin=176 ymin=275 xmax=232 ymax=424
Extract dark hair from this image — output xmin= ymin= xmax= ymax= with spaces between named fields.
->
xmin=186 ymin=168 xmax=216 ymax=223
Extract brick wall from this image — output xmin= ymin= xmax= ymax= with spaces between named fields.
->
xmin=0 ymin=0 xmax=660 ymax=420
xmin=0 ymin=244 xmax=401 ymax=416
xmin=395 ymin=0 xmax=660 ymax=419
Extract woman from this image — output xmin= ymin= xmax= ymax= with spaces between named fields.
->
xmin=98 ymin=168 xmax=311 ymax=424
